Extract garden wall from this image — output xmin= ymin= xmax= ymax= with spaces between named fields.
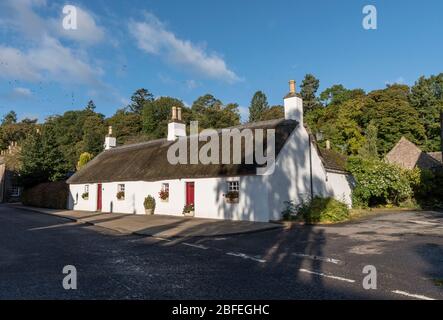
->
xmin=21 ymin=181 xmax=68 ymax=209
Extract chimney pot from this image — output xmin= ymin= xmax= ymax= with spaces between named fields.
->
xmin=171 ymin=106 xmax=177 ymax=121
xmin=108 ymin=126 xmax=113 ymax=136
xmin=177 ymin=107 xmax=182 ymax=121
xmin=326 ymin=140 xmax=331 ymax=150
xmin=289 ymin=80 xmax=296 ymax=94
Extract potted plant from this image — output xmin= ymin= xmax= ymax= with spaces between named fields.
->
xmin=182 ymin=203 xmax=194 ymax=217
xmin=158 ymin=189 xmax=169 ymax=202
xmin=225 ymin=191 xmax=239 ymax=203
xmin=81 ymin=192 xmax=89 ymax=200
xmin=144 ymin=195 xmax=156 ymax=215
xmin=116 ymin=191 xmax=125 ymax=200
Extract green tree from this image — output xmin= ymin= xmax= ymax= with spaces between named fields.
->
xmin=85 ymin=100 xmax=96 ymax=112
xmin=128 ymin=88 xmax=154 ymax=114
xmin=107 ymin=109 xmax=142 ymax=144
xmin=300 ymin=74 xmax=320 ymax=112
xmin=2 ymin=111 xmax=17 ymax=125
xmin=143 ymin=97 xmax=185 ymax=138
xmin=409 ymin=74 xmax=443 ymax=151
xmin=260 ymin=105 xmax=284 ymax=121
xmin=191 ymin=94 xmax=239 ymax=129
xmin=320 ymin=85 xmax=365 ymax=107
xmin=81 ymin=114 xmax=106 ymax=155
xmin=77 ymin=152 xmax=94 ymax=170
xmin=248 ymin=91 xmax=269 ymax=122
xmin=358 ymin=121 xmax=378 ymax=158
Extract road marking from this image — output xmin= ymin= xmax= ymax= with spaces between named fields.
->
xmin=299 ymin=268 xmax=355 ymax=283
xmin=292 ymin=253 xmax=343 ymax=265
xmin=391 ymin=290 xmax=436 ymax=300
xmin=182 ymin=243 xmax=209 ymax=250
xmin=407 ymin=220 xmax=439 ymax=226
xmin=226 ymin=252 xmax=266 ymax=263
xmin=153 ymin=237 xmax=172 ymax=242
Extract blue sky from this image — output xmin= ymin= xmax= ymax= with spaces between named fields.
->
xmin=0 ymin=0 xmax=442 ymax=122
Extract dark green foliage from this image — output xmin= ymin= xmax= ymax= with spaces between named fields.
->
xmin=409 ymin=74 xmax=443 ymax=151
xmin=248 ymin=91 xmax=269 ymax=122
xmin=190 ymin=94 xmax=240 ymax=129
xmin=106 ymin=108 xmax=142 ymax=144
xmin=19 ymin=123 xmax=70 ymax=187
xmin=21 ymin=181 xmax=68 ymax=209
xmin=129 ymin=88 xmax=154 ymax=114
xmin=300 ymin=74 xmax=321 ymax=112
xmin=2 ymin=110 xmax=17 ymax=125
xmin=143 ymin=96 xmax=185 ymax=138
xmin=414 ymin=169 xmax=443 ymax=209
xmin=260 ymin=105 xmax=284 ymax=121
xmin=299 ymin=197 xmax=350 ymax=224
xmin=346 ymin=156 xmax=415 ymax=207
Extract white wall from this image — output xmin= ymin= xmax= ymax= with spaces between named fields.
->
xmin=69 ymin=176 xmax=270 ymax=222
xmin=324 ymin=172 xmax=354 ymax=207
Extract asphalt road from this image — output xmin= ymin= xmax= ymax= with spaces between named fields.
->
xmin=0 ymin=205 xmax=442 ymax=299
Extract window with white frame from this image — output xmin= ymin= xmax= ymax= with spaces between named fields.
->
xmin=161 ymin=183 xmax=169 ymax=192
xmin=117 ymin=184 xmax=125 ymax=200
xmin=84 ymin=185 xmax=89 ymax=193
xmin=227 ymin=181 xmax=239 ymax=192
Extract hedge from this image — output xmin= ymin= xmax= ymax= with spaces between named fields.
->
xmin=21 ymin=181 xmax=69 ymax=209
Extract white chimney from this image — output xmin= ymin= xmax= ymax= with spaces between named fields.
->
xmin=104 ymin=125 xmax=116 ymax=150
xmin=284 ymin=79 xmax=303 ymax=124
xmin=167 ymin=106 xmax=186 ymax=141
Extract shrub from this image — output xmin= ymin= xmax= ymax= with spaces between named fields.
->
xmin=116 ymin=191 xmax=125 ymax=200
xmin=144 ymin=195 xmax=156 ymax=210
xmin=414 ymin=168 xmax=443 ymax=209
xmin=347 ymin=156 xmax=414 ymax=207
xmin=300 ymin=197 xmax=350 ymax=224
xmin=81 ymin=192 xmax=89 ymax=200
xmin=183 ymin=203 xmax=194 ymax=214
xmin=21 ymin=181 xmax=69 ymax=209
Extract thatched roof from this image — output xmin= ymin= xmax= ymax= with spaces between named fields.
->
xmin=67 ymin=118 xmax=349 ymax=184
xmin=386 ymin=137 xmax=442 ymax=170
xmin=317 ymin=147 xmax=348 ymax=173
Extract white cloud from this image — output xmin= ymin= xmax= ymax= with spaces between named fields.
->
xmin=13 ymin=87 xmax=32 ymax=97
xmin=0 ymin=0 xmax=105 ymax=86
xmin=129 ymin=12 xmax=240 ymax=83
xmin=0 ymin=36 xmax=103 ymax=85
xmin=50 ymin=6 xmax=105 ymax=44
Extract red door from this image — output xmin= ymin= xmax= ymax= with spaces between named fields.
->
xmin=186 ymin=182 xmax=194 ymax=206
xmin=97 ymin=183 xmax=102 ymax=211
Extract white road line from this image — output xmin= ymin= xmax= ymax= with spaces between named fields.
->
xmin=182 ymin=243 xmax=209 ymax=250
xmin=407 ymin=220 xmax=439 ymax=226
xmin=299 ymin=268 xmax=355 ymax=283
xmin=226 ymin=252 xmax=266 ymax=263
xmin=391 ymin=290 xmax=436 ymax=300
xmin=292 ymin=253 xmax=343 ymax=265
xmin=153 ymin=237 xmax=172 ymax=242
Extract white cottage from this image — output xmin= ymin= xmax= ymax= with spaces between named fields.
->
xmin=67 ymin=81 xmax=353 ymax=222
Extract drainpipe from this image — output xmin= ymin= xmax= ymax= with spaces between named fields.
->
xmin=308 ymin=134 xmax=314 ymax=201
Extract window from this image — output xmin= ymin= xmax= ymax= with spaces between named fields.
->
xmin=9 ymin=186 xmax=20 ymax=197
xmin=227 ymin=181 xmax=239 ymax=192
xmin=84 ymin=185 xmax=89 ymax=193
xmin=161 ymin=183 xmax=169 ymax=192
xmin=117 ymin=184 xmax=125 ymax=200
